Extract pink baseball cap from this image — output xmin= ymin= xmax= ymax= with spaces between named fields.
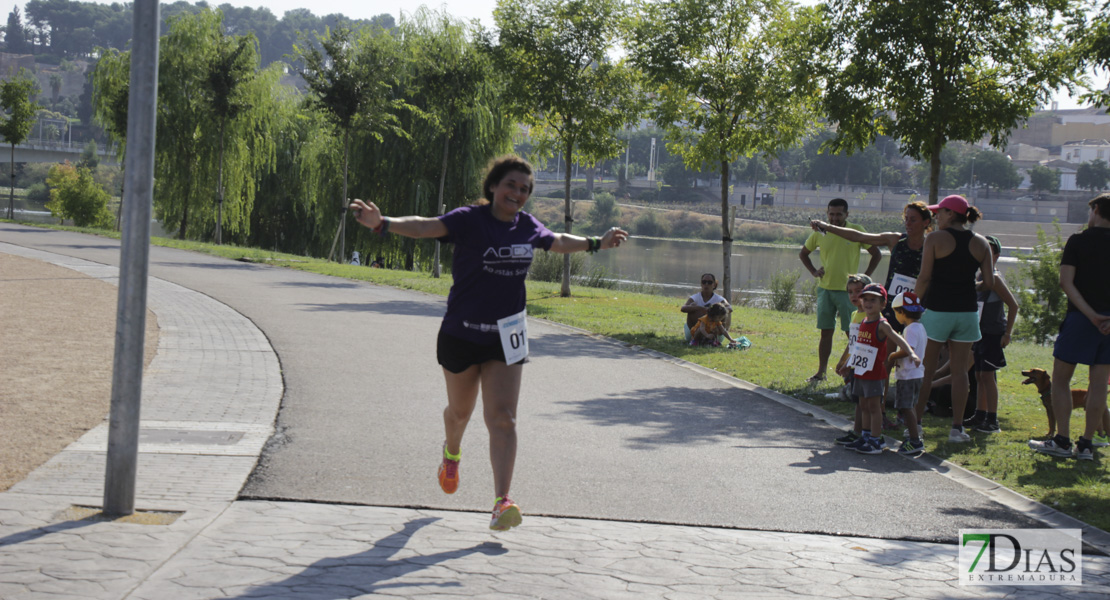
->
xmin=928 ymin=194 xmax=969 ymax=215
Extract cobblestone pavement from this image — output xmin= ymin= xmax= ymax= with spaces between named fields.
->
xmin=1 ymin=235 xmax=1108 ymax=599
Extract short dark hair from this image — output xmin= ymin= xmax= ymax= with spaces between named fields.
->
xmin=707 ymin=303 xmax=727 ymax=319
xmin=828 ymin=198 xmax=849 ymax=211
xmin=482 ymin=155 xmax=534 ymax=203
xmin=1090 ymin=193 xmax=1110 ymax=219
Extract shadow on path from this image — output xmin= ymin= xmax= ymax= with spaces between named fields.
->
xmin=0 ymin=516 xmax=104 ymax=548
xmin=295 ymin=300 xmax=443 ymax=317
xmin=226 ymin=517 xmax=507 ymax=599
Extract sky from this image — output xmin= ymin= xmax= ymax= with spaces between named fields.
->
xmin=65 ymin=0 xmax=1106 ymax=110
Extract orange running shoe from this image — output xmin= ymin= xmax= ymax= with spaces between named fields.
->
xmin=489 ymin=497 xmax=522 ymax=531
xmin=438 ymin=445 xmax=459 ymax=494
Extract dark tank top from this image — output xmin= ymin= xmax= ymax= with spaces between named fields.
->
xmin=923 ymin=228 xmax=980 ymax=312
xmin=884 ymin=233 xmax=922 ymax=291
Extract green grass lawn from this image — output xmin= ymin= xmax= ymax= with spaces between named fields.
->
xmin=10 ymin=223 xmax=1109 ymax=532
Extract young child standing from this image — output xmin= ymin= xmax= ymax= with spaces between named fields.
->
xmin=963 ymin=235 xmax=1019 ymax=434
xmin=690 ymin=303 xmax=736 ymax=347
xmin=834 ymin=274 xmax=871 ymax=446
xmin=845 ymin=284 xmax=921 ymax=454
xmin=886 ymin=291 xmax=928 ymax=456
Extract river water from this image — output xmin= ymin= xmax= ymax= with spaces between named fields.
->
xmin=586 ymin=236 xmax=1021 ymax=300
xmin=11 ymin=211 xmax=1019 ymax=301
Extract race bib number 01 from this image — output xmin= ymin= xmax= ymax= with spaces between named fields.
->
xmin=889 ymin=273 xmax=917 ymax=298
xmin=498 ymin=309 xmax=529 ymax=365
xmin=851 ymin=343 xmax=879 ymax=376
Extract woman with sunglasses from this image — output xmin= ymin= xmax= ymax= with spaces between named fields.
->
xmin=681 ymin=273 xmax=732 ymax=342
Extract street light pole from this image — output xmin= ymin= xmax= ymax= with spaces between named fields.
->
xmin=103 ymin=0 xmax=160 ymax=517
xmin=969 ymin=155 xmax=976 ymax=202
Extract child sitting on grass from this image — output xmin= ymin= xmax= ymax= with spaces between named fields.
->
xmin=844 ymin=284 xmax=921 ymax=454
xmin=690 ymin=303 xmax=736 ymax=347
xmin=886 ymin=291 xmax=928 ymax=456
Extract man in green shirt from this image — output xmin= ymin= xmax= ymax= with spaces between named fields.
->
xmin=799 ymin=198 xmax=882 ymax=382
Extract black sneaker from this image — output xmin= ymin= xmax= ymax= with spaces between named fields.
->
xmin=835 ymin=431 xmax=860 ymax=445
xmin=975 ymin=421 xmax=1001 ymax=434
xmin=962 ymin=413 xmax=985 ymax=429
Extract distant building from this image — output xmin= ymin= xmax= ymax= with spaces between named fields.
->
xmin=1007 ymin=107 xmax=1110 ymax=149
xmin=1006 ymin=142 xmax=1049 ymax=162
xmin=1061 ymin=139 xmax=1110 ymax=164
xmin=1042 ymin=159 xmax=1080 ymax=192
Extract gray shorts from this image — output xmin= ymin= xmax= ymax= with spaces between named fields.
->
xmin=895 ymin=378 xmax=922 ymax=409
xmin=853 ymin=378 xmax=885 ymax=400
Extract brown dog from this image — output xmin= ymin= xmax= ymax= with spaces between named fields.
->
xmin=1021 ymin=368 xmax=1087 ymax=438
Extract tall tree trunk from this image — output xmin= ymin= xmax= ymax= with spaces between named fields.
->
xmin=433 ymin=129 xmax=450 ymax=278
xmin=721 ymin=160 xmax=732 ymax=302
xmin=216 ymin=119 xmax=225 ymax=245
xmin=8 ymin=143 xmax=14 ymax=220
xmin=929 ymin=135 xmax=944 ymax=204
xmin=561 ymin=139 xmax=573 ymax=297
xmin=339 ymin=128 xmax=350 ymax=263
xmin=178 ymin=175 xmax=191 ymax=240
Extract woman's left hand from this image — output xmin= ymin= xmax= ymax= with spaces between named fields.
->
xmin=600 ymin=227 xmax=629 ymax=250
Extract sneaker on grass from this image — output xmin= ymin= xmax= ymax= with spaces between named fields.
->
xmin=1076 ymin=439 xmax=1096 ymax=462
xmin=948 ymin=427 xmax=971 ymax=443
xmin=903 ymin=427 xmax=924 ymax=442
xmin=1028 ymin=437 xmax=1074 ymax=458
xmin=975 ymin=421 xmax=1001 ymax=434
xmin=1093 ymin=433 xmax=1110 ymax=448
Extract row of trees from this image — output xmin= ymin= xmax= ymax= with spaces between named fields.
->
xmin=4 ymin=0 xmax=1108 ymax=300
xmin=3 ymin=0 xmax=393 ymax=64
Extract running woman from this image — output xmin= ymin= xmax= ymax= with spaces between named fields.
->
xmin=349 ymin=155 xmax=628 ymax=530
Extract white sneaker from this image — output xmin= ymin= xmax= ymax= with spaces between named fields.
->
xmin=948 ymin=428 xmax=971 ymax=443
xmin=904 ymin=427 xmax=924 ymax=442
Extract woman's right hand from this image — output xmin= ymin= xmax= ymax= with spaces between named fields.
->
xmin=349 ymin=199 xmax=382 ymax=230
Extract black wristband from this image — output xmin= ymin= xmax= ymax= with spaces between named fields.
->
xmin=587 ymin=236 xmax=601 ymax=253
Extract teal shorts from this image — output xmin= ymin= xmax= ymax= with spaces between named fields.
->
xmin=921 ymin=310 xmax=981 ymax=343
xmin=816 ymin=288 xmax=855 ymax=332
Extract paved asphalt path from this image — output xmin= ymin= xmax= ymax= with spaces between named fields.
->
xmin=1 ymin=223 xmax=1044 ymax=543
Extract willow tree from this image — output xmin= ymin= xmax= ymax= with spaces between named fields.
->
xmin=202 ymin=18 xmax=260 ymax=245
xmin=91 ymin=47 xmax=131 ymax=230
xmin=821 ymin=0 xmax=1082 ymax=204
xmin=629 ymin=0 xmax=821 ymax=301
xmin=0 ymin=69 xmax=39 ymax=220
xmin=294 ymin=24 xmax=407 ymax=262
xmin=401 ymin=7 xmax=509 ymax=276
xmin=496 ymin=0 xmax=644 ymax=297
xmin=153 ymin=9 xmax=279 ymax=241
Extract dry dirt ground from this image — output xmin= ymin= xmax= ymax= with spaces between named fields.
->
xmin=0 ymin=253 xmax=158 ymax=491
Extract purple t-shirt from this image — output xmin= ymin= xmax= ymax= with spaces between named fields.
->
xmin=438 ymin=204 xmax=556 ymax=344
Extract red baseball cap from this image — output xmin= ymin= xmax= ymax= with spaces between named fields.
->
xmin=928 ymin=194 xmax=969 ymax=215
xmin=860 ymin=283 xmax=888 ymax=304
